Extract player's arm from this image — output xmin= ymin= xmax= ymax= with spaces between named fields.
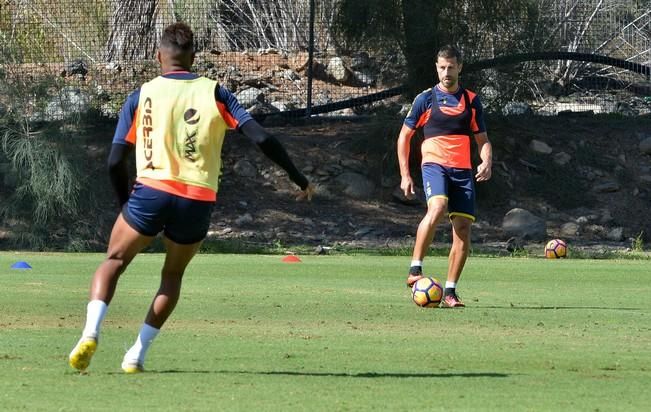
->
xmin=239 ymin=120 xmax=313 ymax=200
xmin=469 ymin=94 xmax=492 ymax=182
xmin=215 ymin=85 xmax=313 ymax=200
xmin=474 ymin=132 xmax=492 ymax=182
xmin=398 ymin=92 xmax=428 ymax=199
xmin=397 ymin=124 xmax=417 ymax=198
xmin=108 ymin=89 xmax=139 ymax=207
xmin=108 ymin=144 xmax=134 ymax=207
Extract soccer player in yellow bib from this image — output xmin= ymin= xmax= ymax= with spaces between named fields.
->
xmin=69 ymin=23 xmax=314 ymax=373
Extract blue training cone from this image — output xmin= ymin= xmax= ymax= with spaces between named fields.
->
xmin=11 ymin=261 xmax=32 ymax=269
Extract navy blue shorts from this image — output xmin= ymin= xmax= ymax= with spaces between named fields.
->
xmin=421 ymin=163 xmax=475 ymax=221
xmin=122 ymin=183 xmax=215 ymax=244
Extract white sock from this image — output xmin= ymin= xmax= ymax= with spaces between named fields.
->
xmin=82 ymin=300 xmax=108 ymax=338
xmin=445 ymin=281 xmax=457 ymax=289
xmin=410 ymin=260 xmax=423 ymax=268
xmin=124 ymin=323 xmax=160 ymax=364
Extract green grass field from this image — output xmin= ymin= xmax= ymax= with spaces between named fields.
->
xmin=1 ymin=253 xmax=650 ymax=411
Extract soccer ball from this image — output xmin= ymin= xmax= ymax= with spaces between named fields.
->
xmin=545 ymin=239 xmax=567 ymax=259
xmin=411 ymin=277 xmax=443 ymax=308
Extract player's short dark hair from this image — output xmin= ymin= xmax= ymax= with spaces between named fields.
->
xmin=436 ymin=45 xmax=463 ymax=64
xmin=160 ymin=22 xmax=194 ymax=53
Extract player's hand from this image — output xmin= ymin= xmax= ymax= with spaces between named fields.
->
xmin=400 ymin=176 xmax=416 ymax=199
xmin=475 ymin=161 xmax=492 ymax=182
xmin=295 ymin=183 xmax=315 ymax=201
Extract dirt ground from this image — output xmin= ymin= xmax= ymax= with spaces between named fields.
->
xmin=206 ymin=112 xmax=651 ymax=254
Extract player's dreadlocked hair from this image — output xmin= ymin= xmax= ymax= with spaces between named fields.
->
xmin=437 ymin=45 xmax=463 ymax=64
xmin=161 ymin=22 xmax=195 ymax=53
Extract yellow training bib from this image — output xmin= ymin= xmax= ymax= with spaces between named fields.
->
xmin=135 ymin=76 xmax=227 ymax=192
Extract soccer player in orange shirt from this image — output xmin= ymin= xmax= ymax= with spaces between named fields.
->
xmin=398 ymin=45 xmax=492 ymax=307
xmin=69 ymin=23 xmax=314 ymax=373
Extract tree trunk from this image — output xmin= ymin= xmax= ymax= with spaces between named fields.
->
xmin=401 ymin=0 xmax=448 ymax=97
xmin=105 ymin=0 xmax=174 ymax=62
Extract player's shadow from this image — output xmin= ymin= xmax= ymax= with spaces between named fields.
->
xmin=154 ymin=369 xmax=510 ymax=379
xmin=475 ymin=305 xmax=641 ymax=311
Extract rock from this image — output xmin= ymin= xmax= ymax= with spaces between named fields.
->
xmin=352 ymin=70 xmax=376 ymax=87
xmin=640 ymin=137 xmax=651 ymax=155
xmin=585 ymin=224 xmax=606 ymax=238
xmin=575 ymin=216 xmax=589 ymax=224
xmin=560 ymin=222 xmax=579 ymax=237
xmin=257 ymin=47 xmax=279 ymax=55
xmin=607 ymin=227 xmax=624 ymax=241
xmin=480 ymin=86 xmax=499 ymax=101
xmin=593 ymin=181 xmax=620 ymax=193
xmin=334 ymin=172 xmax=375 ymax=199
xmin=327 ymin=108 xmax=356 ymax=117
xmin=502 ymin=101 xmax=532 ymax=116
xmin=235 ymin=213 xmax=253 ymax=225
xmin=233 ymin=159 xmax=257 ymax=177
xmin=315 ymin=245 xmax=330 ymax=255
xmin=236 ymin=87 xmax=264 ymax=108
xmin=502 ymin=208 xmax=546 ymax=240
xmin=340 ymin=158 xmax=365 ymax=172
xmin=42 ymin=86 xmax=92 ymax=121
xmin=398 ymin=104 xmax=411 ymax=117
xmin=530 ymin=139 xmax=553 ymax=154
xmin=270 ymin=101 xmax=288 ymax=112
xmin=326 ymin=57 xmax=351 ymax=83
xmin=553 ymin=152 xmax=572 ymax=165
xmin=248 ymin=101 xmax=280 ymax=115
xmin=350 ymin=51 xmax=370 ymax=70
xmin=282 ymin=69 xmax=300 ymax=81
xmin=64 ymin=59 xmax=88 ymax=77
xmin=105 ymin=62 xmax=121 ymax=72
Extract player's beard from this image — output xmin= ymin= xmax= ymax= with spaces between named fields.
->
xmin=441 ymin=77 xmax=457 ymax=89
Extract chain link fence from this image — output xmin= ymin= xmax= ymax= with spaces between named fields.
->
xmin=0 ymin=0 xmax=650 ymax=121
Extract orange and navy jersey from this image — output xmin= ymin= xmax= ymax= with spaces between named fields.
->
xmin=404 ymin=85 xmax=486 ymax=169
xmin=112 ymin=72 xmax=253 ymax=201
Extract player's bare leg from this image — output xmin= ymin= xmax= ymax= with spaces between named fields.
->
xmin=407 ymin=197 xmax=448 ymax=287
xmin=90 ymin=214 xmax=155 ymax=303
xmin=443 ymin=215 xmax=472 ymax=307
xmin=122 ymin=236 xmax=202 ymax=373
xmin=69 ymin=214 xmax=153 ymax=371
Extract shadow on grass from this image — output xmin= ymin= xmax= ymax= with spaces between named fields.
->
xmin=476 ymin=305 xmax=641 ymax=311
xmin=151 ymin=370 xmax=510 ymax=378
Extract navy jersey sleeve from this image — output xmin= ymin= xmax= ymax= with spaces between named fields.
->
xmin=403 ymin=90 xmax=430 ymax=130
xmin=214 ymin=85 xmax=253 ymax=130
xmin=471 ymin=95 xmax=486 ymax=134
xmin=112 ymin=89 xmax=140 ymax=145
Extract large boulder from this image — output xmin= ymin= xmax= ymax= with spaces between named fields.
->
xmin=42 ymin=86 xmax=92 ymax=121
xmin=334 ymin=172 xmax=375 ymax=199
xmin=326 ymin=57 xmax=351 ymax=83
xmin=502 ymin=208 xmax=546 ymax=240
xmin=236 ymin=87 xmax=264 ymax=108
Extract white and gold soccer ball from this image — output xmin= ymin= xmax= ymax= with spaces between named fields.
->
xmin=411 ymin=277 xmax=443 ymax=308
xmin=545 ymin=239 xmax=568 ymax=259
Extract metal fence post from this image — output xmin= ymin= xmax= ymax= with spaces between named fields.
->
xmin=306 ymin=0 xmax=316 ymax=117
